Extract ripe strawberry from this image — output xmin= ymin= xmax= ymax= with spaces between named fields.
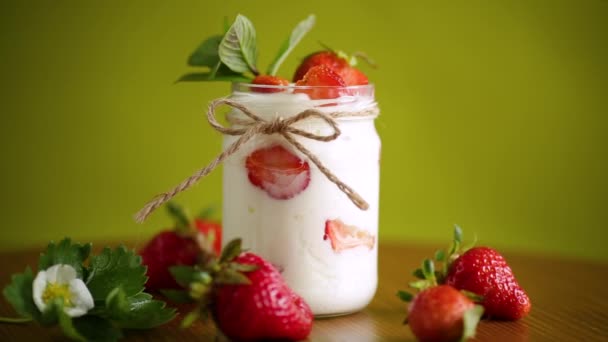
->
xmin=246 ymin=145 xmax=310 ymax=199
xmin=324 ymin=219 xmax=375 ymax=252
xmin=213 ymin=252 xmax=313 ymax=341
xmin=293 ymin=50 xmax=350 ymax=82
xmin=406 ymin=285 xmax=481 ymax=342
xmin=140 ymin=230 xmax=199 ymax=290
xmin=446 ymin=247 xmax=531 ymax=320
xmin=338 ymin=67 xmax=369 ymax=86
xmin=293 ymin=50 xmax=369 ymax=86
xmin=140 ymin=202 xmax=222 ymax=291
xmin=294 ymin=65 xmax=346 ymax=99
xmin=251 ymin=74 xmax=289 ymax=93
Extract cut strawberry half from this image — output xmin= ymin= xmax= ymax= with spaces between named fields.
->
xmin=251 ymin=75 xmax=290 ymax=93
xmin=246 ymin=145 xmax=311 ymax=200
xmin=324 ymin=219 xmax=375 ymax=252
xmin=294 ymin=65 xmax=346 ymax=99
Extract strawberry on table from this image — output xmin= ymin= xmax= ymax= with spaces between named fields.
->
xmin=246 ymin=144 xmax=311 ymax=200
xmin=405 ymin=285 xmax=482 ymax=342
xmin=140 ymin=202 xmax=222 ymax=291
xmin=446 ymin=246 xmax=531 ymax=320
xmin=294 ymin=65 xmax=346 ymax=99
xmin=213 ymin=252 xmax=313 ymax=341
xmin=251 ymin=74 xmax=289 ymax=93
xmin=409 ymin=226 xmax=532 ymax=321
xmin=173 ymin=239 xmax=313 ymax=341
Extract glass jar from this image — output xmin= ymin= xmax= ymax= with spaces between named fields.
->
xmin=222 ymin=83 xmax=380 ymax=316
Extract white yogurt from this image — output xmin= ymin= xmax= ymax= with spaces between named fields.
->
xmin=222 ymin=85 xmax=380 ymax=316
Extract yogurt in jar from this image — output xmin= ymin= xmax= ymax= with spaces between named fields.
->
xmin=222 ymin=83 xmax=380 ymax=316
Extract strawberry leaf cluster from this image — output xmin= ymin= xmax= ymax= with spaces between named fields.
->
xmin=2 ymin=238 xmax=176 ymax=341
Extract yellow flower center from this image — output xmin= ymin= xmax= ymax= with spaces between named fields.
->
xmin=42 ymin=283 xmax=73 ymax=307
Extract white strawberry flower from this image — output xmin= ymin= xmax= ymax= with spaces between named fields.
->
xmin=32 ymin=264 xmax=94 ymax=317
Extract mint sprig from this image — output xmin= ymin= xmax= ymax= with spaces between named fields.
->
xmin=177 ymin=14 xmax=315 ymax=83
xmin=219 ymin=14 xmax=258 ymax=75
xmin=1 ymin=238 xmax=176 ymax=341
xmin=267 ymin=14 xmax=316 ymax=76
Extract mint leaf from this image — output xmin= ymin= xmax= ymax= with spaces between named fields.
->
xmin=116 ymin=293 xmax=176 ymax=329
xmin=73 ymin=315 xmax=123 ymax=342
xmin=176 ymin=72 xmax=251 ymax=83
xmin=2 ymin=267 xmax=41 ymax=321
xmin=267 ymin=14 xmax=315 ymax=76
xmin=86 ymin=246 xmax=146 ymax=301
xmin=38 ymin=238 xmax=91 ymax=277
xmin=219 ymin=14 xmax=258 ymax=74
xmin=187 ymin=35 xmax=223 ymax=67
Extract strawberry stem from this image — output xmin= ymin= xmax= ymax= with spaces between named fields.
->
xmin=0 ymin=317 xmax=32 ymax=324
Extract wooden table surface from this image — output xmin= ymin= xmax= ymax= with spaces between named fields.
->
xmin=1 ymin=243 xmax=607 ymax=341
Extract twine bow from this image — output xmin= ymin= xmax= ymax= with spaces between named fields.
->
xmin=135 ymin=98 xmax=377 ymax=223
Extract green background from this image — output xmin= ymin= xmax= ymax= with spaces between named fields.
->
xmin=0 ymin=1 xmax=606 ymax=260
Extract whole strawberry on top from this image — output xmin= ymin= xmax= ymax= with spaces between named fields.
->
xmin=398 ymin=259 xmax=484 ymax=342
xmin=417 ymin=226 xmax=531 ymax=320
xmin=167 ymin=239 xmax=313 ymax=341
xmin=293 ymin=50 xmax=371 ymax=86
xmin=140 ymin=202 xmax=222 ymax=291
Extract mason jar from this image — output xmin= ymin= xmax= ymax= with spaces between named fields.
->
xmin=222 ymin=83 xmax=380 ymax=316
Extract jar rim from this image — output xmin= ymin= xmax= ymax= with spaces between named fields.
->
xmin=232 ymin=82 xmax=375 ymax=92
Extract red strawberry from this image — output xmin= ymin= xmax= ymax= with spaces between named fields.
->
xmin=324 ymin=219 xmax=375 ymax=252
xmin=293 ymin=50 xmax=369 ymax=86
xmin=406 ymin=285 xmax=481 ymax=342
xmin=294 ymin=65 xmax=346 ymax=99
xmin=293 ymin=50 xmax=350 ymax=82
xmin=246 ymin=145 xmax=310 ymax=199
xmin=194 ymin=218 xmax=222 ymax=256
xmin=213 ymin=252 xmax=313 ymax=341
xmin=338 ymin=67 xmax=369 ymax=86
xmin=446 ymin=247 xmax=531 ymax=320
xmin=140 ymin=230 xmax=199 ymax=290
xmin=251 ymin=74 xmax=289 ymax=93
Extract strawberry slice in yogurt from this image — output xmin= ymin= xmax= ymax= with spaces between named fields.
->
xmin=245 ymin=145 xmax=311 ymax=200
xmin=323 ymin=219 xmax=375 ymax=252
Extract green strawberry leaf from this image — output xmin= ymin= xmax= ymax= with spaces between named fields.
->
xmin=2 ymin=267 xmax=40 ymax=321
xmin=159 ymin=289 xmax=193 ymax=304
xmin=219 ymin=14 xmax=258 ymax=75
xmin=116 ymin=293 xmax=176 ymax=329
xmin=396 ymin=290 xmax=413 ymax=302
xmin=267 ymin=14 xmax=316 ymax=76
xmin=220 ymin=238 xmax=242 ymax=263
xmin=169 ymin=265 xmax=199 ymax=288
xmin=73 ymin=315 xmax=123 ymax=342
xmin=187 ymin=35 xmax=223 ymax=67
xmin=461 ymin=305 xmax=484 ymax=342
xmin=55 ymin=301 xmax=86 ymax=342
xmin=104 ymin=287 xmax=130 ymax=321
xmin=86 ymin=246 xmax=147 ymax=301
xmin=166 ymin=201 xmax=190 ymax=230
xmin=38 ymin=238 xmax=91 ymax=277
xmin=434 ymin=249 xmax=446 ymax=262
xmin=412 ymin=268 xmax=425 ymax=280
